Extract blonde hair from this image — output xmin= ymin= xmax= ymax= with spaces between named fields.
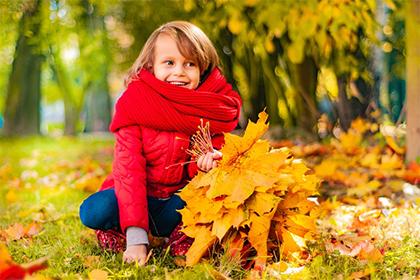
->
xmin=125 ymin=21 xmax=220 ymax=86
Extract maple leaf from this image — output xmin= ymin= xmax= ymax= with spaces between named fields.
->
xmin=179 ymin=111 xmax=320 ymax=267
xmin=88 ymin=269 xmax=108 ymax=280
xmin=0 ymin=244 xmax=47 ymax=279
xmin=2 ymin=223 xmax=43 ymax=242
xmin=185 ymin=226 xmax=217 ymax=266
xmin=248 ymin=209 xmax=277 ymax=267
xmin=220 ymin=111 xmax=269 ymax=166
xmin=384 ymin=136 xmax=405 ymax=155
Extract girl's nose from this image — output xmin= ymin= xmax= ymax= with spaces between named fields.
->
xmin=173 ymin=64 xmax=185 ymax=75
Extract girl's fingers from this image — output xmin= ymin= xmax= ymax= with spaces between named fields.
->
xmin=138 ymin=256 xmax=147 ymax=266
xmin=197 ymin=156 xmax=204 ymax=168
xmin=197 ymin=152 xmax=221 ymax=172
xmin=124 ymin=256 xmax=133 ymax=263
xmin=213 ymin=150 xmax=222 ymax=160
xmin=205 ymin=153 xmax=213 ymax=171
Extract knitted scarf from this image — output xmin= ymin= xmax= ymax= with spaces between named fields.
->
xmin=110 ymin=68 xmax=242 ymax=135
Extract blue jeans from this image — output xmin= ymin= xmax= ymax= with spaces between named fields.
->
xmin=79 ymin=188 xmax=185 ymax=237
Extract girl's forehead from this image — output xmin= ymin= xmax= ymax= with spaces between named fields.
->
xmin=154 ymin=33 xmax=196 ymax=60
xmin=154 ymin=34 xmax=181 ymax=56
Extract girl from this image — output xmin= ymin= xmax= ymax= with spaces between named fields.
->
xmin=79 ymin=21 xmax=241 ymax=265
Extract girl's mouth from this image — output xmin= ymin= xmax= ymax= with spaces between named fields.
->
xmin=168 ymin=81 xmax=188 ymax=86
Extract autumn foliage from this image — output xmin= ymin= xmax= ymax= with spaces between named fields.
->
xmin=0 ymin=244 xmax=47 ymax=279
xmin=178 ymin=112 xmax=320 ymax=267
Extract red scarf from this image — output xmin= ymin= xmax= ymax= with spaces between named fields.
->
xmin=110 ymin=68 xmax=242 ymax=135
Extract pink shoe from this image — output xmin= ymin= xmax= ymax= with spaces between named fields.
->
xmin=96 ymin=229 xmax=126 ymax=253
xmin=168 ymin=224 xmax=193 ymax=256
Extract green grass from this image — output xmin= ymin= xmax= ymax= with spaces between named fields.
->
xmin=0 ymin=137 xmax=418 ymax=279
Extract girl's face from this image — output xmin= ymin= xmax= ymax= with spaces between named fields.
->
xmin=153 ymin=34 xmax=200 ymax=90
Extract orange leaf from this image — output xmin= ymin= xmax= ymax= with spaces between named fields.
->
xmin=88 ymin=269 xmax=108 ymax=280
xmin=4 ymin=224 xmax=25 ymax=241
xmin=186 ymin=226 xmax=217 ymax=266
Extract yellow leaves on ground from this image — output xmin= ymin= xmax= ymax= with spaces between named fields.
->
xmin=179 ymin=112 xmax=320 ymax=266
xmin=311 ymin=117 xmax=413 ymax=197
xmin=88 ymin=269 xmax=109 ymax=280
xmin=0 ymin=222 xmax=43 ymax=242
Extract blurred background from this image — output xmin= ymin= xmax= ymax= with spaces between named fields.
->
xmin=0 ymin=0 xmax=411 ymax=139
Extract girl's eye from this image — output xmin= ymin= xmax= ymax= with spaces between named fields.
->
xmin=164 ymin=60 xmax=174 ymax=66
xmin=185 ymin=62 xmax=196 ymax=67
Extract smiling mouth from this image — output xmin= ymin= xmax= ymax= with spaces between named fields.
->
xmin=168 ymin=81 xmax=188 ymax=86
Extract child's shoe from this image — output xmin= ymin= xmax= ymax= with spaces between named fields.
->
xmin=96 ymin=229 xmax=126 ymax=253
xmin=167 ymin=224 xmax=193 ymax=256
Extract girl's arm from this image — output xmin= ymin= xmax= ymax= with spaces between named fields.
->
xmin=113 ymin=126 xmax=149 ymax=265
xmin=113 ymin=125 xmax=148 ymax=233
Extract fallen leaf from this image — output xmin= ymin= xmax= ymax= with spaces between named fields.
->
xmin=88 ymin=269 xmax=108 ymax=280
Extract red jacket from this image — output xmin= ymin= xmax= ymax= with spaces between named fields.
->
xmin=100 ymin=125 xmax=224 ymax=233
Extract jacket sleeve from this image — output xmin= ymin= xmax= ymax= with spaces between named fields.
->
xmin=113 ymin=125 xmax=148 ymax=233
xmin=187 ymin=133 xmax=225 ymax=178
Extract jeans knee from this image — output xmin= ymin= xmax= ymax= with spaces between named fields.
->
xmin=79 ymin=189 xmax=119 ymax=230
xmin=79 ymin=199 xmax=97 ymax=228
xmin=172 ymin=195 xmax=186 ymax=210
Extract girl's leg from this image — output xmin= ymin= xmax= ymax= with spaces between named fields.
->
xmin=148 ymin=195 xmax=185 ymax=237
xmin=79 ymin=188 xmax=120 ymax=231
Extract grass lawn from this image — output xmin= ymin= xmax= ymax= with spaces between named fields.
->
xmin=0 ymin=136 xmax=418 ymax=279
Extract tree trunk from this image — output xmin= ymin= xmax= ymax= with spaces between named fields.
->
xmin=80 ymin=0 xmax=111 ymax=133
xmin=287 ymin=56 xmax=319 ymax=134
xmin=406 ymin=0 xmax=420 ymax=162
xmin=83 ymin=79 xmax=112 ymax=132
xmin=261 ymin=56 xmax=284 ymax=125
xmin=4 ymin=0 xmax=44 ymax=136
xmin=335 ymin=75 xmax=353 ymax=131
xmin=49 ymin=46 xmax=80 ymax=136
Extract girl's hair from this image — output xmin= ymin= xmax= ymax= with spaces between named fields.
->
xmin=125 ymin=21 xmax=220 ymax=86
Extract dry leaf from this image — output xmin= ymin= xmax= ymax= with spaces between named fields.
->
xmin=179 ymin=112 xmax=319 ymax=267
xmin=88 ymin=269 xmax=108 ymax=280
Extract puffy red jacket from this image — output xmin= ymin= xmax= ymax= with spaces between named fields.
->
xmin=100 ymin=125 xmax=224 ymax=233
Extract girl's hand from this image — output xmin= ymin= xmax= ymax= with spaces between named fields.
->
xmin=123 ymin=244 xmax=148 ymax=265
xmin=197 ymin=150 xmax=222 ymax=172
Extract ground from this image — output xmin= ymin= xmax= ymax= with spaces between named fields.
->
xmin=0 ymin=126 xmax=419 ymax=279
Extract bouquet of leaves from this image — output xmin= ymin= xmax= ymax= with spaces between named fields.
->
xmin=179 ymin=112 xmax=320 ymax=268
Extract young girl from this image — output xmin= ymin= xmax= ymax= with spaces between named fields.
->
xmin=79 ymin=21 xmax=241 ymax=265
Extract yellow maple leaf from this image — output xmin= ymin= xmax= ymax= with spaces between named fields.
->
xmin=88 ymin=269 xmax=108 ymax=280
xmin=351 ymin=118 xmax=370 ymax=134
xmin=179 ymin=111 xmax=319 ymax=266
xmin=248 ymin=212 xmax=274 ymax=265
xmin=186 ymin=226 xmax=217 ymax=266
xmin=247 ymin=192 xmax=281 ymax=216
xmin=359 ymin=151 xmax=380 ymax=168
xmin=227 ymin=206 xmax=246 ymax=228
xmin=347 ymin=180 xmax=382 ymax=197
xmin=314 ymin=159 xmax=338 ymax=178
xmin=281 ymin=230 xmax=302 ymax=255
xmin=337 ymin=130 xmax=362 ymax=154
xmin=220 ymin=111 xmax=269 ymax=166
xmin=212 ymin=213 xmax=232 ymax=240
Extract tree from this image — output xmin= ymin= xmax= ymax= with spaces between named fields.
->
xmin=79 ymin=0 xmax=111 ymax=133
xmin=406 ymin=0 xmax=420 ymax=162
xmin=47 ymin=0 xmax=112 ymax=135
xmin=4 ymin=0 xmax=46 ymax=136
xmin=187 ymin=0 xmax=379 ymax=135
